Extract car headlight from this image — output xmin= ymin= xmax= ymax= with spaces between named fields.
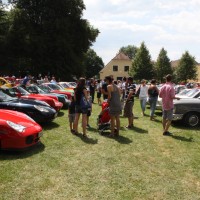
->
xmin=34 ymin=105 xmax=49 ymax=112
xmin=7 ymin=121 xmax=26 ymax=133
xmin=34 ymin=100 xmax=50 ymax=106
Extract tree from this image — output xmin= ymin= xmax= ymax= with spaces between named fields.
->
xmin=155 ymin=48 xmax=172 ymax=83
xmin=119 ymin=45 xmax=138 ymax=59
xmin=83 ymin=48 xmax=104 ymax=79
xmin=0 ymin=5 xmax=13 ymax=75
xmin=6 ymin=0 xmax=99 ymax=80
xmin=130 ymin=42 xmax=154 ymax=81
xmin=176 ymin=51 xmax=197 ymax=83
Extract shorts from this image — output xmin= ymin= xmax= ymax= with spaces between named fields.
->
xmin=97 ymin=92 xmax=101 ymax=98
xmin=162 ymin=109 xmax=173 ymax=121
xmin=75 ymin=105 xmax=88 ymax=114
xmin=68 ymin=114 xmax=75 ymax=123
xmin=123 ymin=101 xmax=134 ymax=118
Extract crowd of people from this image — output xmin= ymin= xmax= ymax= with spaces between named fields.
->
xmin=1 ymin=73 xmax=179 ymax=137
xmin=69 ymin=74 xmax=179 ymax=138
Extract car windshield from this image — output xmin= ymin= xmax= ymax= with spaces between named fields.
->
xmin=38 ymin=85 xmax=51 ymax=93
xmin=27 ymin=85 xmax=46 ymax=94
xmin=17 ymin=86 xmax=30 ymax=95
xmin=68 ymin=82 xmax=77 ymax=87
xmin=60 ymin=83 xmax=70 ymax=88
xmin=186 ymin=89 xmax=199 ymax=97
xmin=48 ymin=84 xmax=62 ymax=90
xmin=178 ymin=89 xmax=191 ymax=96
xmin=0 ymin=90 xmax=15 ymax=101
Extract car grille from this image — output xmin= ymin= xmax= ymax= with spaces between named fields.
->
xmin=26 ymin=135 xmax=34 ymax=144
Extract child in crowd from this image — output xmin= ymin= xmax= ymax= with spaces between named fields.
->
xmin=68 ymin=95 xmax=76 ymax=133
xmin=86 ymin=89 xmax=93 ymax=128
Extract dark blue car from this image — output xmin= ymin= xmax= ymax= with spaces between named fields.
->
xmin=0 ymin=89 xmax=57 ymax=123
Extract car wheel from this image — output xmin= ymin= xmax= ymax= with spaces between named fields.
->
xmin=184 ymin=112 xmax=200 ymax=127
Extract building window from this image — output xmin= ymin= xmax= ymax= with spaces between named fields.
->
xmin=124 ymin=66 xmax=129 ymax=72
xmin=113 ymin=65 xmax=118 ymax=71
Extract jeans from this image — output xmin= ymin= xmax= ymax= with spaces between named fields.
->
xmin=149 ymin=97 xmax=158 ymax=117
xmin=140 ymin=97 xmax=147 ymax=112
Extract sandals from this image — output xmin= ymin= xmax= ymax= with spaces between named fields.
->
xmin=71 ymin=130 xmax=78 ymax=135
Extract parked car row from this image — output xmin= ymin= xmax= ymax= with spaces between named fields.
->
xmin=0 ymin=80 xmax=77 ymax=150
xmin=0 ymin=80 xmax=77 ymax=151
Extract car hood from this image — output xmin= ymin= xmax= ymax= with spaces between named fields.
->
xmin=1 ymin=98 xmax=49 ymax=107
xmin=174 ymin=98 xmax=200 ymax=105
xmin=0 ymin=109 xmax=40 ymax=128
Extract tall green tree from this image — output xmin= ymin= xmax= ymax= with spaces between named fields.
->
xmin=130 ymin=42 xmax=154 ymax=81
xmin=0 ymin=5 xmax=12 ymax=74
xmin=176 ymin=51 xmax=197 ymax=83
xmin=119 ymin=45 xmax=138 ymax=59
xmin=155 ymin=48 xmax=172 ymax=83
xmin=7 ymin=0 xmax=99 ymax=80
xmin=83 ymin=48 xmax=104 ymax=79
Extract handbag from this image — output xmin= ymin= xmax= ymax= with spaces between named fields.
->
xmin=80 ymin=94 xmax=91 ymax=109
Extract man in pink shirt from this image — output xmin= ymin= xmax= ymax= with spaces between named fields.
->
xmin=159 ymin=74 xmax=180 ymax=136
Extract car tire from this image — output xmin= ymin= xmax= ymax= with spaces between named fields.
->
xmin=184 ymin=112 xmax=200 ymax=127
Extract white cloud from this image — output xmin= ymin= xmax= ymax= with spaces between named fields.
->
xmin=84 ymin=0 xmax=200 ymax=64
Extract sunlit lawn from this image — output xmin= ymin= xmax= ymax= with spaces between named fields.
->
xmin=0 ymin=99 xmax=200 ymax=200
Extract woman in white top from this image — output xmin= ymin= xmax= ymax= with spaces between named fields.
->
xmin=138 ymin=79 xmax=148 ymax=116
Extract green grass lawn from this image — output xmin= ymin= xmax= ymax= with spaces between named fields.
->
xmin=0 ymin=99 xmax=200 ymax=200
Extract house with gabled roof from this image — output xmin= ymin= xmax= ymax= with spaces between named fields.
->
xmin=99 ymin=52 xmax=132 ymax=80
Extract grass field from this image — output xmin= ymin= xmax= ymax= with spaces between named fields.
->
xmin=0 ymin=99 xmax=200 ymax=200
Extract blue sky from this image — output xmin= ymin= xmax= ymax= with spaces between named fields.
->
xmin=2 ymin=0 xmax=200 ymax=65
xmin=83 ymin=0 xmax=200 ymax=65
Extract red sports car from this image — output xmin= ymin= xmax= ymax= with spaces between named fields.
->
xmin=5 ymin=86 xmax=63 ymax=112
xmin=0 ymin=109 xmax=43 ymax=150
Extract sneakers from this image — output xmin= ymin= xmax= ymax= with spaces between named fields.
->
xmin=163 ymin=131 xmax=172 ymax=136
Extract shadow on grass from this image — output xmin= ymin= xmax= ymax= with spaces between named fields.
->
xmin=87 ymin=127 xmax=98 ymax=133
xmin=41 ymin=121 xmax=60 ymax=130
xmin=170 ymin=135 xmax=194 ymax=142
xmin=132 ymin=126 xmax=148 ymax=134
xmin=73 ymin=133 xmax=98 ymax=144
xmin=0 ymin=142 xmax=45 ymax=160
xmin=154 ymin=111 xmax=162 ymax=116
xmin=101 ymin=131 xmax=132 ymax=144
xmin=57 ymin=111 xmax=65 ymax=117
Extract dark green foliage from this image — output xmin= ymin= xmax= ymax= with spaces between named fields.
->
xmin=176 ymin=51 xmax=197 ymax=83
xmin=1 ymin=0 xmax=99 ymax=80
xmin=119 ymin=45 xmax=138 ymax=59
xmin=130 ymin=42 xmax=154 ymax=81
xmin=83 ymin=48 xmax=104 ymax=79
xmin=155 ymin=48 xmax=172 ymax=83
